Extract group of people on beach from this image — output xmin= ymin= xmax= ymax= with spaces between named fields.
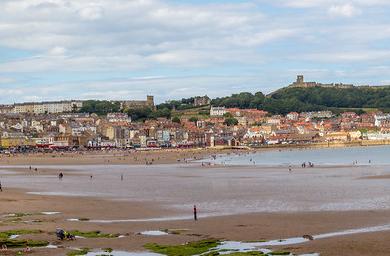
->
xmin=57 ymin=172 xmax=125 ymax=181
xmin=29 ymin=166 xmax=38 ymax=171
xmin=288 ymin=162 xmax=315 ymax=172
xmin=302 ymin=162 xmax=314 ymax=168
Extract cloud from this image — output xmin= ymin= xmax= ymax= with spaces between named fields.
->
xmin=0 ymin=0 xmax=289 ymax=72
xmin=303 ymin=50 xmax=390 ymax=62
xmin=48 ymin=46 xmax=67 ymax=56
xmin=0 ymin=54 xmax=147 ymax=73
xmin=0 ymin=0 xmax=390 ymax=102
xmin=78 ymin=5 xmax=104 ymax=21
xmin=0 ymin=77 xmax=15 ymax=84
xmin=0 ymin=75 xmax=270 ymax=104
xmin=328 ymin=3 xmax=361 ymax=17
xmin=0 ymin=88 xmax=24 ymax=95
xmin=272 ymin=0 xmax=390 ymax=8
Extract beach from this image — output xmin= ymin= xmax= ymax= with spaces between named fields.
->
xmin=0 ymin=148 xmax=242 ymax=166
xmin=1 ymin=148 xmax=390 ymax=255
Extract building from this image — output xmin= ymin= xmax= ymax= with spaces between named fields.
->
xmin=193 ymin=96 xmax=211 ymax=106
xmin=13 ymin=101 xmax=83 ymax=114
xmin=0 ymin=105 xmax=13 ymax=114
xmin=286 ymin=112 xmax=299 ymax=121
xmin=107 ymin=113 xmax=131 ymax=123
xmin=289 ymin=75 xmax=354 ymax=89
xmin=374 ymin=114 xmax=390 ymax=127
xmin=0 ymin=131 xmax=35 ymax=148
xmin=301 ymin=111 xmax=333 ymax=119
xmin=121 ymin=96 xmax=154 ymax=110
xmin=210 ymin=106 xmax=226 ymax=117
xmin=224 ymin=108 xmax=268 ymax=125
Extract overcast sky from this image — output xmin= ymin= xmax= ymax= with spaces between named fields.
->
xmin=1 ymin=0 xmax=390 ymax=104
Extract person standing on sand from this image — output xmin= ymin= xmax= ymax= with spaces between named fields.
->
xmin=121 ymin=174 xmax=123 ymax=181
xmin=0 ymin=181 xmax=2 ymax=192
xmin=193 ymin=205 xmax=197 ymax=221
xmin=59 ymin=172 xmax=63 ymax=180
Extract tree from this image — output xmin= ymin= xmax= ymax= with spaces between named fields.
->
xmin=189 ymin=117 xmax=198 ymax=123
xmin=149 ymin=107 xmax=171 ymax=119
xmin=126 ymin=107 xmax=153 ymax=121
xmin=80 ymin=100 xmax=120 ymax=115
xmin=223 ymin=112 xmax=233 ymax=118
xmin=224 ymin=117 xmax=238 ymax=126
xmin=172 ymin=116 xmax=181 ymax=123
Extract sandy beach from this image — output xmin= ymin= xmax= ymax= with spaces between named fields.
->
xmin=0 ymin=148 xmax=242 ymax=166
xmin=1 ymin=187 xmax=390 ymax=256
xmin=1 ymin=149 xmax=390 ymax=255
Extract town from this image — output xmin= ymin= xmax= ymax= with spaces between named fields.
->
xmin=0 ymin=93 xmax=390 ymax=152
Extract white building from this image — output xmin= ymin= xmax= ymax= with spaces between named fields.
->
xmin=286 ymin=112 xmax=299 ymax=121
xmin=12 ymin=101 xmax=83 ymax=114
xmin=367 ymin=132 xmax=390 ymax=140
xmin=107 ymin=113 xmax=131 ymax=123
xmin=210 ymin=106 xmax=226 ymax=117
xmin=374 ymin=114 xmax=390 ymax=127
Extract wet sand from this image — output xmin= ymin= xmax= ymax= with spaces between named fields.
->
xmin=1 ymin=188 xmax=390 ymax=255
xmin=360 ymin=174 xmax=390 ymax=180
xmin=1 ymin=154 xmax=390 ymax=255
xmin=3 ymin=164 xmax=390 ymax=215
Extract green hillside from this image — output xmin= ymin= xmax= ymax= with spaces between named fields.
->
xmin=211 ymin=86 xmax=390 ymax=115
xmin=271 ymin=86 xmax=390 ymax=109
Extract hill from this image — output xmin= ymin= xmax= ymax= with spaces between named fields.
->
xmin=211 ymin=86 xmax=390 ymax=115
xmin=78 ymin=83 xmax=390 ymax=119
xmin=270 ymin=86 xmax=390 ymax=111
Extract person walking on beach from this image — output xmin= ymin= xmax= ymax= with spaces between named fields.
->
xmin=193 ymin=205 xmax=197 ymax=221
xmin=121 ymin=174 xmax=123 ymax=181
xmin=0 ymin=181 xmax=2 ymax=192
xmin=58 ymin=172 xmax=63 ymax=180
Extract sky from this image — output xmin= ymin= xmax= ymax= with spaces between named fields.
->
xmin=1 ymin=0 xmax=390 ymax=104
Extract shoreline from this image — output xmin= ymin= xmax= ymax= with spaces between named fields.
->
xmin=0 ymin=142 xmax=389 ymax=166
xmin=252 ymin=139 xmax=390 ymax=150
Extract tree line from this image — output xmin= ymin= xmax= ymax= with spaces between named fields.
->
xmin=211 ymin=86 xmax=390 ymax=114
xmin=79 ymin=86 xmax=390 ymax=120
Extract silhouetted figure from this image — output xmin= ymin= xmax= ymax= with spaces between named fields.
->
xmin=193 ymin=205 xmax=197 ymax=221
xmin=59 ymin=172 xmax=63 ymax=180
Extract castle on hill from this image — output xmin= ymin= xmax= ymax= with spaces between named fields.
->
xmin=289 ymin=75 xmax=354 ymax=89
